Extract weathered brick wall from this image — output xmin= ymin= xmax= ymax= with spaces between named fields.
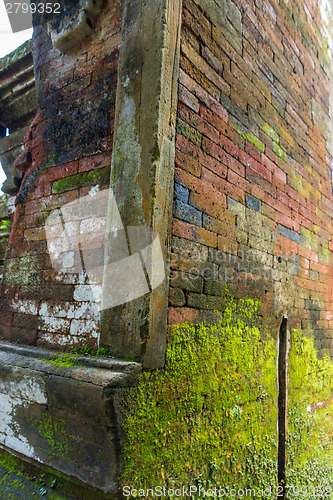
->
xmin=0 ymin=0 xmax=122 ymax=349
xmin=169 ymin=0 xmax=333 ymax=354
xmin=2 ymin=0 xmax=333 ymax=361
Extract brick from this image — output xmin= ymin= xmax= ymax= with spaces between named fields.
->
xmin=276 ymin=189 xmax=289 ymax=206
xmin=199 ymin=104 xmax=228 ymax=134
xmin=19 ymin=285 xmax=74 ymax=301
xmin=40 ymin=161 xmax=79 ymax=183
xmin=220 ymin=133 xmax=244 ymax=158
xmin=246 ymin=194 xmax=261 ymax=212
xmin=180 ymin=54 xmax=221 ymax=102
xmin=175 ymin=168 xmax=227 ymax=219
xmin=204 ymin=278 xmax=226 ymax=296
xmin=179 ymin=84 xmax=200 ymax=113
xmin=13 ymin=313 xmax=40 ymax=330
xmin=0 ymin=299 xmax=14 ymax=325
xmin=178 ymin=102 xmax=219 ymax=143
xmin=275 ymin=212 xmax=300 ymax=232
xmin=3 ymin=0 xmax=333 ymax=359
xmin=173 ymin=200 xmax=202 ymax=226
xmin=202 ymin=136 xmax=229 ymax=165
xmin=182 ymin=25 xmax=200 ymax=53
xmin=168 ymin=288 xmax=186 ymax=307
xmin=218 ymin=235 xmax=238 ymax=255
xmin=202 ymin=212 xmax=235 ymax=236
xmin=179 ymin=69 xmax=229 ymax=121
xmin=182 ymin=41 xmax=230 ymax=95
xmin=176 ymin=117 xmax=202 ymax=146
xmin=277 ymin=224 xmax=301 ymax=243
xmin=24 ymin=227 xmax=46 ymax=241
xmin=182 ymin=0 xmax=212 ymax=44
xmin=187 ymin=292 xmax=224 ymax=310
xmin=168 ymin=307 xmax=200 ymax=325
xmin=174 ymin=181 xmax=190 ymax=203
xmin=275 ymin=234 xmax=299 ymax=257
xmin=261 ymin=202 xmax=275 ymax=220
xmin=78 ymin=153 xmax=112 ymax=173
xmin=227 ymin=169 xmax=248 ymax=194
xmin=0 ymin=324 xmax=37 ymax=345
xmin=246 ymin=168 xmax=276 ymax=198
xmin=175 ymin=149 xmax=202 ymax=177
xmin=170 ymin=270 xmax=204 ymax=293
xmin=212 ymin=25 xmax=252 ymax=79
xmin=201 ymin=45 xmax=223 ymax=75
xmin=240 ymin=151 xmax=272 ymax=183
xmin=203 ymin=167 xmax=245 ymax=203
xmin=172 ymin=219 xmax=218 ymax=248
xmin=244 ymin=140 xmax=261 ymax=161
xmin=231 ymin=61 xmax=267 ymax=109
xmin=299 ymin=246 xmax=319 ymax=263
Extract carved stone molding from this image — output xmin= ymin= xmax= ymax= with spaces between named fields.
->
xmin=46 ymin=0 xmax=104 ymax=53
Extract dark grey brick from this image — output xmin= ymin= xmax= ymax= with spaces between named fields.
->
xmin=174 ymin=181 xmax=189 ymax=203
xmin=173 ymin=200 xmax=202 ymax=226
xmin=246 ymin=194 xmax=260 ymax=212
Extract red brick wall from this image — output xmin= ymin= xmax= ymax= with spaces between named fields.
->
xmin=169 ymin=0 xmax=333 ymax=354
xmin=0 ymin=0 xmax=122 ymax=349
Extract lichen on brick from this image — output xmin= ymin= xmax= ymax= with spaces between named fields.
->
xmin=242 ymin=132 xmax=265 ymax=153
xmin=263 ymin=123 xmax=279 ymax=144
xmin=51 ymin=166 xmax=110 ymax=194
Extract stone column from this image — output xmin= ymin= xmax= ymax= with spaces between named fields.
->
xmin=100 ymin=0 xmax=182 ymax=368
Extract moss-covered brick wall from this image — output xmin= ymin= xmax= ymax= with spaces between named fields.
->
xmin=169 ymin=0 xmax=333 ymax=355
xmin=122 ymin=294 xmax=333 ymax=495
xmin=0 ymin=0 xmax=122 ymax=349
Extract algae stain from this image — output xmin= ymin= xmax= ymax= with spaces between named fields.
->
xmin=29 ymin=413 xmax=69 ymax=461
xmin=263 ymin=123 xmax=279 ymax=144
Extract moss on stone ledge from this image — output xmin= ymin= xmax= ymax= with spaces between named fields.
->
xmin=0 ymin=40 xmax=32 ymax=73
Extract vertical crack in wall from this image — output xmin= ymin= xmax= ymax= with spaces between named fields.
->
xmin=277 ymin=317 xmax=288 ymax=498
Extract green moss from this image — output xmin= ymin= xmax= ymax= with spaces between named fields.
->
xmin=42 ymin=153 xmax=57 ymax=171
xmin=321 ymin=246 xmax=330 ymax=266
xmin=42 ymin=346 xmax=118 ymax=368
xmin=0 ymin=193 xmax=10 ymax=221
xmin=0 ymin=450 xmax=23 ymax=474
xmin=242 ymin=132 xmax=265 ymax=153
xmin=121 ymin=293 xmax=278 ymax=493
xmin=300 ymin=226 xmax=319 ymax=253
xmin=229 ymin=115 xmax=239 ymax=131
xmin=287 ymin=332 xmax=333 ymax=493
xmin=44 ymin=353 xmax=80 ymax=368
xmin=69 ymin=344 xmax=113 ymax=357
xmin=121 ymin=292 xmax=333 ymax=495
xmin=52 ymin=166 xmax=110 ymax=194
xmin=4 ymin=254 xmax=41 ymax=286
xmin=321 ymin=39 xmax=331 ymax=65
xmin=272 ymin=141 xmax=286 ymax=161
xmin=263 ymin=123 xmax=279 ymax=144
xmin=0 ymin=40 xmax=32 ymax=72
xmin=29 ymin=413 xmax=69 ymax=461
xmin=0 ymin=448 xmax=110 ymax=499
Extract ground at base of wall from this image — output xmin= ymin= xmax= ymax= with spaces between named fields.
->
xmin=0 ymin=459 xmax=74 ymax=499
xmin=0 ymin=447 xmax=116 ymax=499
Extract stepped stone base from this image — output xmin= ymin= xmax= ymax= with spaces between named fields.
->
xmin=0 ymin=341 xmax=141 ymax=494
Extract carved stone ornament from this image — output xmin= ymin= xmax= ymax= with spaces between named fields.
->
xmin=46 ymin=0 xmax=103 ymax=53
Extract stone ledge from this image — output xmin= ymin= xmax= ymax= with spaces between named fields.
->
xmin=0 ymin=40 xmax=32 ymax=75
xmin=0 ymin=341 xmax=141 ymax=494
